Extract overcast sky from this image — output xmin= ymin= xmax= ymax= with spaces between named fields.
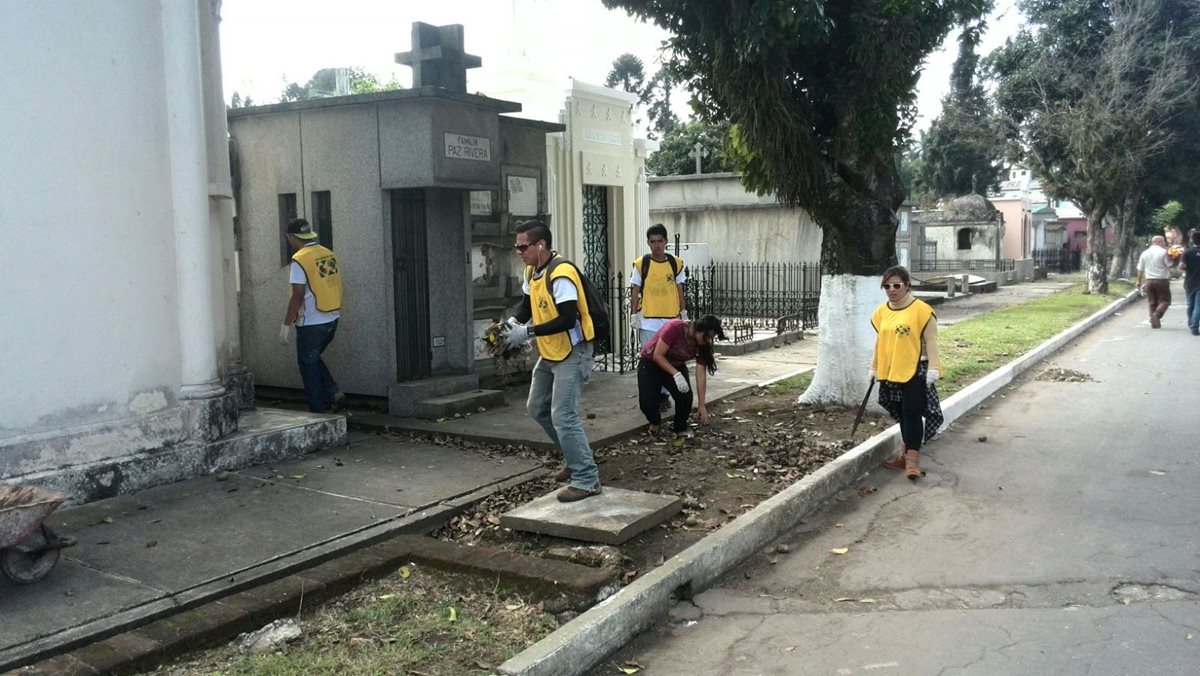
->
xmin=220 ymin=0 xmax=1025 ymax=133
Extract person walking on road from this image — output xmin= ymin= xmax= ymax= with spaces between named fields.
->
xmin=1180 ymin=230 xmax=1200 ymax=335
xmin=637 ymin=315 xmax=725 ymax=437
xmin=871 ymin=265 xmax=943 ymax=480
xmin=500 ymin=220 xmax=602 ymax=503
xmin=279 ymin=218 xmax=344 ymax=414
xmin=1136 ymin=235 xmax=1172 ymax=329
xmin=631 ymin=224 xmax=688 ymax=409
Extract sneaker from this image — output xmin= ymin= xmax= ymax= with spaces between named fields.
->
xmin=1150 ymin=315 xmax=1161 ymax=328
xmin=553 ymin=466 xmax=571 ymax=482
xmin=557 ymin=485 xmax=601 ymax=502
xmin=1191 ymin=328 xmax=1199 ymax=336
xmin=328 ymin=391 xmax=347 ymax=412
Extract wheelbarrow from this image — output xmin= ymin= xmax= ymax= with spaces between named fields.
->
xmin=0 ymin=486 xmax=77 ymax=584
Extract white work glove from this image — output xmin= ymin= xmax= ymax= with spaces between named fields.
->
xmin=926 ymin=368 xmax=940 ymax=385
xmin=672 ymin=371 xmax=691 ymax=394
xmin=278 ymin=324 xmax=292 ymax=346
xmin=679 ymin=309 xmax=689 ymax=321
xmin=500 ymin=318 xmax=532 ymax=350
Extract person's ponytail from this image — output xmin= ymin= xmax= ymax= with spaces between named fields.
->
xmin=693 ymin=315 xmax=725 ymax=375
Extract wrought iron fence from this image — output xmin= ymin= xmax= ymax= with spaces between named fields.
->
xmin=913 ymin=258 xmax=1016 ymax=272
xmin=591 ymin=262 xmax=823 ymax=374
xmin=1032 ymin=248 xmax=1082 ymax=273
xmin=685 ymin=262 xmax=823 ymax=332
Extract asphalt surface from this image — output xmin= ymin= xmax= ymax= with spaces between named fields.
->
xmin=601 ymin=282 xmax=1200 ymax=675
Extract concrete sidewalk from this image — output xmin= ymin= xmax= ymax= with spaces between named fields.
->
xmin=0 ymin=433 xmax=543 ymax=671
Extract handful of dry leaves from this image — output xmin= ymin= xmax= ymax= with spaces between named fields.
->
xmin=480 ymin=320 xmax=530 ymax=360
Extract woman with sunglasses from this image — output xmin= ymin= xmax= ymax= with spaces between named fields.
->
xmin=870 ymin=266 xmax=943 ymax=480
xmin=637 ymin=315 xmax=726 ymax=436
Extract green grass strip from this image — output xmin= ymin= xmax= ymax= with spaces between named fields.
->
xmin=938 ymin=281 xmax=1132 ymax=396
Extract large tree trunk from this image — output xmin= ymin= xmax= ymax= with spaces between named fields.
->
xmin=1085 ymin=207 xmax=1109 ymax=294
xmin=798 ymin=165 xmax=900 ymax=407
xmin=797 ymin=274 xmax=881 ymax=406
xmin=1108 ymin=190 xmax=1139 ymax=279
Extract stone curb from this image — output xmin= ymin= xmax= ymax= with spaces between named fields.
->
xmin=17 ymin=535 xmax=614 ymax=676
xmin=497 ymin=290 xmax=1138 ymax=676
xmin=1 ymin=467 xmax=546 ymax=673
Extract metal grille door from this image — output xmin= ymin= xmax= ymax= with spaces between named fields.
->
xmin=390 ymin=189 xmax=432 ymax=382
xmin=581 ymin=185 xmax=609 ymax=284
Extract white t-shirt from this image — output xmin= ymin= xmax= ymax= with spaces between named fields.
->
xmin=1137 ymin=245 xmax=1171 ymax=280
xmin=289 ymin=245 xmax=341 ymax=326
xmin=523 ymin=268 xmax=583 ymax=346
xmin=630 ymin=258 xmax=688 ymax=333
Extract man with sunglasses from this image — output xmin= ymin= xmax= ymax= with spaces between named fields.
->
xmin=500 ymin=220 xmax=601 ymax=502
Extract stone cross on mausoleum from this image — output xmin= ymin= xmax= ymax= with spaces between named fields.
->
xmin=395 ymin=22 xmax=481 ymax=94
xmin=689 ymin=141 xmax=709 ymax=175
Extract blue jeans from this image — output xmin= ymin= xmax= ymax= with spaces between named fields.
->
xmin=296 ymin=319 xmax=339 ymax=413
xmin=1187 ymin=287 xmax=1200 ymax=333
xmin=527 ymin=341 xmax=599 ymax=490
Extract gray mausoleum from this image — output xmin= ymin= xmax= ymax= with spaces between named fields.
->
xmin=230 ymin=22 xmax=563 ymax=417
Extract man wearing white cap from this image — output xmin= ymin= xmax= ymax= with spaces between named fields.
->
xmin=279 ymin=218 xmax=345 ymax=413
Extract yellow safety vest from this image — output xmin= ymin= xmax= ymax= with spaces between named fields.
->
xmin=526 ymin=257 xmax=595 ymax=361
xmin=871 ymin=299 xmax=934 ymax=383
xmin=635 ymin=255 xmax=685 ymax=318
xmin=292 ymin=244 xmax=343 ymax=312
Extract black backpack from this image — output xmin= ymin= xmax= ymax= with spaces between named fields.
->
xmin=639 ymin=254 xmax=681 ymax=284
xmin=534 ymin=256 xmax=612 ymax=351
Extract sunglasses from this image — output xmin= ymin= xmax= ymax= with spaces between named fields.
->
xmin=513 ymin=243 xmax=533 ymax=253
xmin=882 ymin=282 xmax=906 ymax=290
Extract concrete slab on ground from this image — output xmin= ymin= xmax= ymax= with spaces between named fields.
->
xmin=501 ymin=487 xmax=682 ymax=545
xmin=0 ymin=433 xmax=542 ymax=671
xmin=352 ymin=339 xmax=819 ymax=448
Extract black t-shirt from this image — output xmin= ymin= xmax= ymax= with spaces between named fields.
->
xmin=1183 ymin=247 xmax=1200 ymax=290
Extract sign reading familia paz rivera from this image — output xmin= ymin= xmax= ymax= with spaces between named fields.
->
xmin=444 ymin=133 xmax=491 ymax=162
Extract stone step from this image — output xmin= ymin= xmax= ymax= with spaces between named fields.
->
xmin=10 ymin=408 xmax=345 ymax=504
xmin=388 ymin=373 xmax=479 ymax=400
xmin=206 ymin=408 xmax=346 ymax=473
xmin=410 ymin=389 xmax=506 ymax=420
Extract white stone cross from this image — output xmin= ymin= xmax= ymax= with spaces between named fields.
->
xmin=689 ymin=142 xmax=709 ymax=175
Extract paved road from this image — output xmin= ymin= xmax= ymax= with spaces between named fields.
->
xmin=599 ymin=287 xmax=1200 ymax=675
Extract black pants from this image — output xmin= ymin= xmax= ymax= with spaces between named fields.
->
xmin=637 ymin=358 xmax=692 ymax=431
xmin=898 ymin=374 xmax=928 ymax=451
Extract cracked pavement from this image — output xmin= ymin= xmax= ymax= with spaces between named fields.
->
xmin=595 ymin=290 xmax=1200 ymax=675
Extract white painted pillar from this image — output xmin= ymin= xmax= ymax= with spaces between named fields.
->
xmin=162 ymin=0 xmax=223 ymax=398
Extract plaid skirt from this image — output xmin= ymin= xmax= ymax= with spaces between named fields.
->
xmin=877 ymin=360 xmax=944 ymax=443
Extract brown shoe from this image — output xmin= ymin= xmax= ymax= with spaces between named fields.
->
xmin=553 ymin=466 xmax=571 ymax=482
xmin=557 ymin=485 xmax=602 ymax=502
xmin=883 ymin=445 xmax=906 ymax=470
xmin=905 ymin=450 xmax=925 ymax=480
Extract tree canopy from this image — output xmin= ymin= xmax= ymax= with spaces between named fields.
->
xmin=919 ymin=23 xmax=1004 ymax=198
xmin=279 ymin=67 xmax=403 ymax=102
xmin=604 ymin=0 xmax=991 ymax=275
xmin=604 ymin=53 xmax=680 ymax=139
xmin=990 ymin=0 xmax=1198 ymax=291
xmin=646 ymin=120 xmax=736 ymax=176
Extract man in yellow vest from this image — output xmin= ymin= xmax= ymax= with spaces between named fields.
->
xmin=631 ymin=224 xmax=687 ymax=406
xmin=500 ymin=220 xmax=601 ymax=502
xmin=279 ymin=218 xmax=344 ymax=413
